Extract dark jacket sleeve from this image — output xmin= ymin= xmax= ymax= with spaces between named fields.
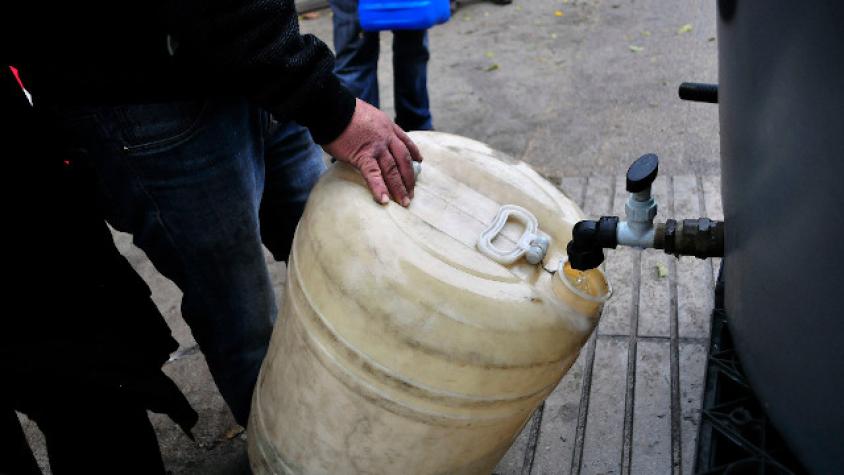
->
xmin=163 ymin=0 xmax=356 ymax=144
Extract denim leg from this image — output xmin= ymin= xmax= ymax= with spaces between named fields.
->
xmin=49 ymin=98 xmax=275 ymax=425
xmin=259 ymin=118 xmax=326 ymax=261
xmin=393 ymin=30 xmax=433 ymax=130
xmin=330 ymin=0 xmax=381 ymax=106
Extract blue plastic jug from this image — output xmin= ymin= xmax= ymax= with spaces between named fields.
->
xmin=358 ymin=0 xmax=451 ymax=31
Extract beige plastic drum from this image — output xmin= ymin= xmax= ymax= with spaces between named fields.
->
xmin=247 ymin=131 xmax=610 ymax=475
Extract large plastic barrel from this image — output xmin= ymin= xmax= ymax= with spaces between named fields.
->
xmin=248 ymin=132 xmax=610 ymax=474
xmin=717 ymin=1 xmax=844 ymax=471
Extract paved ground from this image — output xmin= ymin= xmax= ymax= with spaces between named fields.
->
xmin=301 ymin=0 xmax=720 ymax=178
xmin=18 ymin=0 xmax=722 ymax=473
xmin=492 ymin=174 xmax=722 ymax=475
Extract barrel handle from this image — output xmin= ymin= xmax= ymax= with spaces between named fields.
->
xmin=477 ymin=205 xmax=549 ymax=265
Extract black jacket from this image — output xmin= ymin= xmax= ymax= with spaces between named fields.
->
xmin=0 ymin=67 xmax=197 ymax=437
xmin=2 ymin=0 xmax=355 ymax=144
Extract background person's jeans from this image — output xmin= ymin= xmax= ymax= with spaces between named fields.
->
xmin=330 ymin=0 xmax=433 ymax=131
xmin=47 ymin=98 xmax=325 ymax=425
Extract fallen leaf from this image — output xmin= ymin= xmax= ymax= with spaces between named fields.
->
xmin=656 ymin=263 xmax=669 ymax=279
xmin=300 ymin=11 xmax=321 ymax=20
xmin=628 ymin=44 xmax=644 ymax=53
xmin=708 ymin=36 xmax=716 ymax=42
xmin=642 ymin=30 xmax=651 ymax=37
xmin=484 ymin=51 xmax=495 ymax=59
xmin=225 ymin=425 xmax=245 ymax=440
xmin=485 ymin=63 xmax=500 ymax=72
xmin=677 ymin=23 xmax=693 ymax=34
xmin=554 ymin=10 xmax=564 ymax=16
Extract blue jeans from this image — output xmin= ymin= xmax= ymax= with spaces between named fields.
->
xmin=330 ymin=0 xmax=433 ymax=131
xmin=47 ymin=98 xmax=325 ymax=425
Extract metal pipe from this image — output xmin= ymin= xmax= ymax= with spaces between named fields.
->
xmin=653 ymin=218 xmax=724 ymax=259
xmin=616 ymin=220 xmax=655 ymax=248
xmin=568 ymin=216 xmax=724 ymax=270
xmin=679 ymin=82 xmax=719 ymax=103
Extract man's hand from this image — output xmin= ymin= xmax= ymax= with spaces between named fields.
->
xmin=323 ymin=99 xmax=423 ymax=207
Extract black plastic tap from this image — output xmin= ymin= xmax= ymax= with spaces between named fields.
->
xmin=566 ymin=216 xmax=618 ymax=270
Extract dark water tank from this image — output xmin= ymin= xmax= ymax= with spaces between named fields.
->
xmin=717 ymin=1 xmax=844 ymax=472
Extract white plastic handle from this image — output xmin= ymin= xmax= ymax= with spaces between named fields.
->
xmin=477 ymin=205 xmax=549 ymax=265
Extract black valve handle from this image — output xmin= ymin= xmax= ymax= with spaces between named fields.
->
xmin=626 ymin=153 xmax=659 ymax=193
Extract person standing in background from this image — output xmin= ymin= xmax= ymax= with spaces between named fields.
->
xmin=330 ymin=0 xmax=434 ymax=131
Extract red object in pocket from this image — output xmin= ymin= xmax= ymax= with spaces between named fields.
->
xmin=9 ymin=66 xmax=25 ymax=90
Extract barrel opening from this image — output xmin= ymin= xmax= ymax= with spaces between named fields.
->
xmin=550 ymin=258 xmax=612 ymax=318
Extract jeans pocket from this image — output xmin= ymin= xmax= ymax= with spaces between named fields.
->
xmin=118 ymin=100 xmax=208 ymax=156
